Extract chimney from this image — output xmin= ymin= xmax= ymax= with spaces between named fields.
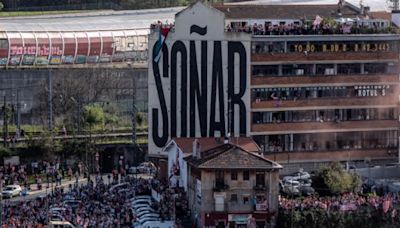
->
xmin=392 ymin=10 xmax=400 ymax=27
xmin=192 ymin=139 xmax=201 ymax=159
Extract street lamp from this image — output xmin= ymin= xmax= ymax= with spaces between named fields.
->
xmin=95 ymin=152 xmax=100 ymax=174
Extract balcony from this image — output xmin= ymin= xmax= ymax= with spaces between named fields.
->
xmin=264 ymin=148 xmax=397 ymax=163
xmin=251 ymin=96 xmax=397 ymax=110
xmin=251 ymin=120 xmax=399 ymax=134
xmin=213 ymin=182 xmax=230 ymax=192
xmin=251 ymin=51 xmax=398 ymax=63
xmin=253 ymin=185 xmax=267 ymax=191
xmin=255 ymin=203 xmax=268 ymax=211
xmin=251 ymin=74 xmax=398 ymax=86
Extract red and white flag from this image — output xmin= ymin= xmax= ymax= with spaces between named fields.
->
xmin=154 ymin=27 xmax=171 ymax=63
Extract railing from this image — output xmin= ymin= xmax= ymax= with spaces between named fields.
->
xmin=253 ymin=185 xmax=267 ymax=191
xmin=256 ymin=203 xmax=268 ymax=211
xmin=213 ymin=182 xmax=229 ymax=192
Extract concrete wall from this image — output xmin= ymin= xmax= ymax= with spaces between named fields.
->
xmin=0 ymin=67 xmax=148 ymax=125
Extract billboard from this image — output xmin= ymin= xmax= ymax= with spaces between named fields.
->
xmin=0 ymin=29 xmax=149 ymax=67
xmin=148 ymin=2 xmax=251 ymax=153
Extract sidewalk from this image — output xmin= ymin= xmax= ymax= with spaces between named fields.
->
xmin=28 ymin=176 xmax=89 ymax=193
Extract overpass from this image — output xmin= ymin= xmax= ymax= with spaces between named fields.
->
xmin=0 ymin=8 xmax=180 ymax=68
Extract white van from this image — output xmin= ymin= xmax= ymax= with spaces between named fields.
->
xmin=141 ymin=221 xmax=175 ymax=228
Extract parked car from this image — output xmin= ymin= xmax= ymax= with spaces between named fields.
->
xmin=49 ymin=207 xmax=67 ymax=213
xmin=133 ymin=203 xmax=152 ymax=211
xmin=49 ymin=221 xmax=75 ymax=228
xmin=141 ymin=221 xmax=175 ymax=228
xmin=138 ymin=217 xmax=161 ymax=225
xmin=139 ymin=212 xmax=160 ymax=218
xmin=63 ymin=200 xmax=81 ymax=209
xmin=129 ymin=196 xmax=152 ymax=202
xmin=136 ymin=209 xmax=157 ymax=218
xmin=298 ymin=178 xmax=312 ymax=187
xmin=299 ymin=185 xmax=316 ymax=196
xmin=49 ymin=213 xmax=65 ymax=222
xmin=2 ymin=185 xmax=22 ymax=198
xmin=134 ymin=206 xmax=154 ymax=214
xmin=109 ymin=182 xmax=129 ymax=193
xmin=137 ymin=162 xmax=157 ymax=174
xmin=128 ymin=167 xmax=139 ymax=174
xmin=281 ymin=180 xmax=301 ymax=196
xmin=286 ymin=171 xmax=311 ymax=181
xmin=132 ymin=198 xmax=152 ymax=205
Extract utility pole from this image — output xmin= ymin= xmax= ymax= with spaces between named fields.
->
xmin=48 ymin=69 xmax=53 ymax=131
xmin=131 ymin=73 xmax=137 ymax=145
xmin=2 ymin=96 xmax=6 ymax=148
xmin=17 ymin=90 xmax=21 ymax=134
xmin=0 ymin=176 xmax=2 ymax=227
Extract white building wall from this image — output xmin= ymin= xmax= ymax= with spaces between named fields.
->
xmin=148 ymin=2 xmax=251 ymax=154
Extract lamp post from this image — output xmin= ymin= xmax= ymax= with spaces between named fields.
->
xmin=0 ymin=176 xmax=3 ymax=227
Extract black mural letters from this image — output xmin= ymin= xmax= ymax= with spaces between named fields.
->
xmin=152 ymin=41 xmax=169 ymax=147
xmin=190 ymin=41 xmax=208 ymax=137
xmin=152 ymin=38 xmax=248 ymax=148
xmin=190 ymin=25 xmax=207 ymax=35
xmin=171 ymin=41 xmax=187 ymax=138
xmin=209 ymin=41 xmax=226 ymax=137
xmin=228 ymin=41 xmax=247 ymax=136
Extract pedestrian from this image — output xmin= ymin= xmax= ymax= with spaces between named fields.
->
xmin=75 ymin=171 xmax=79 ymax=186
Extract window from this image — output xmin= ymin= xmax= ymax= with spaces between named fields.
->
xmin=230 ymin=194 xmax=238 ymax=202
xmin=243 ymin=171 xmax=250 ymax=181
xmin=231 ymin=171 xmax=238 ymax=181
xmin=215 ymin=170 xmax=225 ymax=188
xmin=243 ymin=195 xmax=250 ymax=204
xmin=256 ymin=172 xmax=265 ymax=187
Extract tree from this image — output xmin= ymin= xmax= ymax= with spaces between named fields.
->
xmin=84 ymin=104 xmax=105 ymax=132
xmin=83 ymin=104 xmax=105 ymax=173
xmin=33 ymin=68 xmax=133 ymax=131
xmin=313 ymin=162 xmax=362 ymax=195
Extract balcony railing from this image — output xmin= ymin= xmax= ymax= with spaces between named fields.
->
xmin=264 ymin=147 xmax=397 ymax=163
xmin=213 ymin=183 xmax=229 ymax=192
xmin=256 ymin=203 xmax=268 ymax=211
xmin=253 ymin=185 xmax=267 ymax=191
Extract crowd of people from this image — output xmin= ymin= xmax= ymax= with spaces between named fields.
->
xmin=226 ymin=21 xmax=392 ymax=36
xmin=1 ymin=167 xmax=189 ymax=227
xmin=0 ymin=160 xmax=88 ymax=191
xmin=279 ymin=193 xmax=399 ymax=213
xmin=150 ymin=20 xmax=175 ymax=31
xmin=278 ymin=193 xmax=400 ymax=227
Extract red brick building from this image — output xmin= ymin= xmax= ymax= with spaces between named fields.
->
xmin=213 ymin=2 xmax=399 ymax=173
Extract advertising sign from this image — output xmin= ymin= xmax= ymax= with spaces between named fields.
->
xmin=148 ymin=2 xmax=251 ymax=153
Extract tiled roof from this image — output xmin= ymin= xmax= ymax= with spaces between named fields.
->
xmin=213 ymin=4 xmax=363 ymax=20
xmin=172 ymin=137 xmax=260 ymax=154
xmin=184 ymin=143 xmax=282 ymax=170
xmin=370 ymin=11 xmax=391 ymax=21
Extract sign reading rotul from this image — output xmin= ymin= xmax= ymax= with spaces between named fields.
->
xmin=148 ymin=2 xmax=251 ymax=153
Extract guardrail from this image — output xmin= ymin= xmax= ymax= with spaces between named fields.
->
xmin=0 ymin=131 xmax=148 ymax=144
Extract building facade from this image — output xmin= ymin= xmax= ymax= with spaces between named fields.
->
xmin=185 ymin=143 xmax=282 ymax=228
xmin=162 ymin=137 xmax=261 ymax=192
xmin=148 ymin=1 xmax=400 ymax=173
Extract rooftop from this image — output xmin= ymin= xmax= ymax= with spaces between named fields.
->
xmin=214 ymin=4 xmax=363 ymax=20
xmin=185 ymin=143 xmax=282 ymax=170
